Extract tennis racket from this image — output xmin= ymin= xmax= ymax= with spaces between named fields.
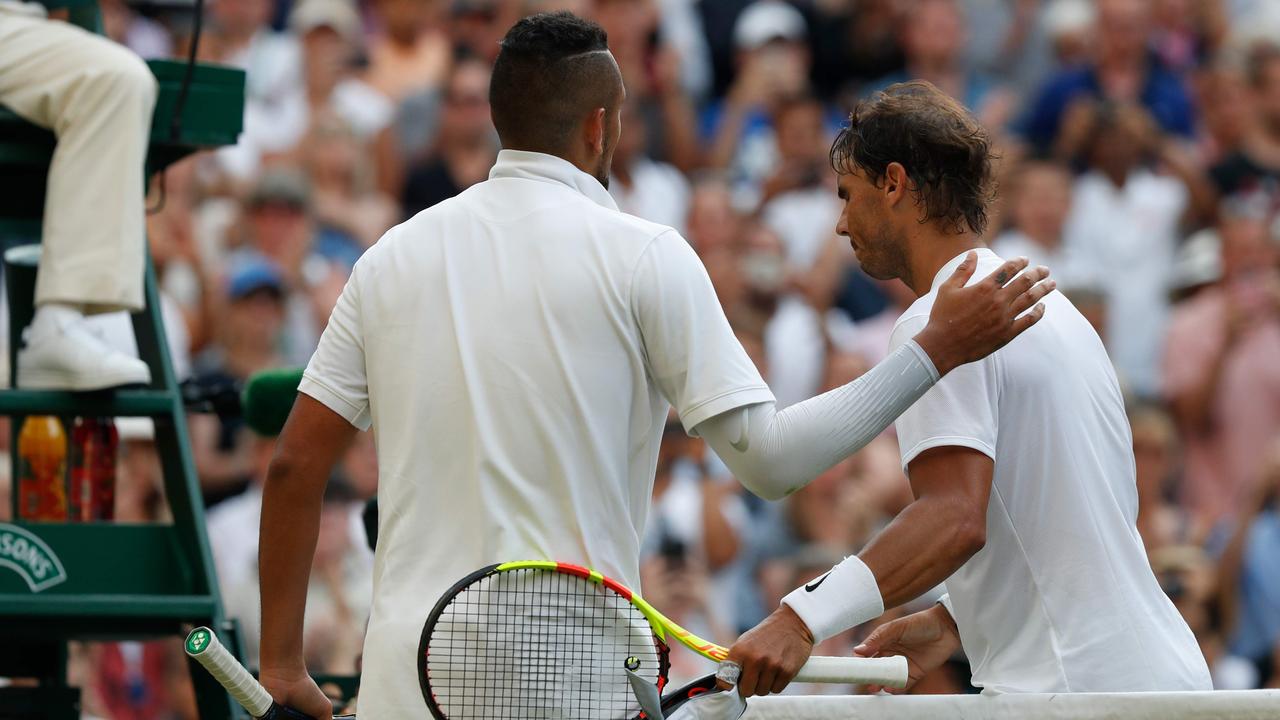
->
xmin=184 ymin=626 xmax=355 ymax=720
xmin=418 ymin=560 xmax=909 ymax=719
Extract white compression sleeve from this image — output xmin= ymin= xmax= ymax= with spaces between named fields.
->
xmin=694 ymin=339 xmax=939 ymax=501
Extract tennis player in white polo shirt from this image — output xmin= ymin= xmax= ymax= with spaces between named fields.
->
xmin=254 ymin=15 xmax=1054 ymax=718
xmin=727 ymin=82 xmax=1212 ymax=696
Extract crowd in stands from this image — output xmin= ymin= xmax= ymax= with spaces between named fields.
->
xmin=3 ymin=0 xmax=1280 ymax=715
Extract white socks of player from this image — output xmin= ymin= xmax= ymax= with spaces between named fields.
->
xmin=17 ymin=303 xmax=151 ymax=390
xmin=782 ymin=554 xmax=885 ymax=644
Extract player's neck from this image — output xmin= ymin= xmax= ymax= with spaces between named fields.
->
xmin=904 ymin=230 xmax=984 ymax=297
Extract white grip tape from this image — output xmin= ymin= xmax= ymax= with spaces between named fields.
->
xmin=794 ymin=655 xmax=909 ymax=688
xmin=185 ymin=627 xmax=273 ymax=717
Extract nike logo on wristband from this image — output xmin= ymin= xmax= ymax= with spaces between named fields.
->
xmin=805 ymin=572 xmax=832 ymax=592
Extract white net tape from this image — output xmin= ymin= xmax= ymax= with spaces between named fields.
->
xmin=741 ymin=690 xmax=1280 ymax=720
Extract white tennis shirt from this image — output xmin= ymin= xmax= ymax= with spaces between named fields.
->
xmin=890 ymin=248 xmax=1211 ymax=693
xmin=299 ymin=150 xmax=773 ymax=717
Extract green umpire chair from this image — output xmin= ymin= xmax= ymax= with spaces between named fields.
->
xmin=0 ymin=1 xmax=249 ymax=717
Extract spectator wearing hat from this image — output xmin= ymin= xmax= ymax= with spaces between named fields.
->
xmin=291 ymin=0 xmax=393 ymax=142
xmin=1164 ymin=206 xmax=1280 ymax=530
xmin=188 ymin=258 xmax=289 ymax=506
xmin=704 ymin=0 xmax=834 ymax=202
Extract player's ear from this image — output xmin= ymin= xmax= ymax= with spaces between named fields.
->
xmin=883 ymin=162 xmax=909 ymax=208
xmin=585 ymin=107 xmax=606 ymax=156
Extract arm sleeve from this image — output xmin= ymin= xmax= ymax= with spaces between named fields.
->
xmin=632 ymin=230 xmax=775 ymax=431
xmin=890 ymin=314 xmax=999 ymax=469
xmin=694 ymin=339 xmax=939 ymax=501
xmin=298 ymin=242 xmax=375 ymax=431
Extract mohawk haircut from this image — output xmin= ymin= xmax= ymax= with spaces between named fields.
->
xmin=489 ymin=12 xmax=619 ymax=153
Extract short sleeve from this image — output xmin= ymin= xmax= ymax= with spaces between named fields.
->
xmin=299 ymin=246 xmax=374 ymax=431
xmin=632 ymin=231 xmax=774 ymax=432
xmin=889 ymin=314 xmax=998 ymax=469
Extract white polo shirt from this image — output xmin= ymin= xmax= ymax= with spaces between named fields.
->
xmin=890 ymin=248 xmax=1210 ymax=693
xmin=299 ymin=150 xmax=773 ymax=717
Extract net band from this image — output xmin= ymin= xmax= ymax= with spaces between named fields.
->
xmin=742 ymin=690 xmax=1280 ymax=720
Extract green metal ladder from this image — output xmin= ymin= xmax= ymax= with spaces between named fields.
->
xmin=0 ymin=3 xmax=249 ymax=717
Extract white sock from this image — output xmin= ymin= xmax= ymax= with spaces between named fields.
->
xmin=31 ymin=303 xmax=84 ymax=336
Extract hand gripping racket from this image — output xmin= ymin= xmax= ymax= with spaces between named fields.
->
xmin=418 ymin=561 xmax=908 ymax=719
xmin=184 ymin=627 xmax=355 ymax=719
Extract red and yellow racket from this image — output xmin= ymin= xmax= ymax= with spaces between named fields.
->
xmin=417 ymin=560 xmax=908 ymax=719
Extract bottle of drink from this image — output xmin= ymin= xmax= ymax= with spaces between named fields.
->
xmin=69 ymin=417 xmax=118 ymax=522
xmin=17 ymin=415 xmax=68 ymax=521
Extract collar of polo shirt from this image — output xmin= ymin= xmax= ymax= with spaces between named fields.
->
xmin=489 ymin=149 xmax=620 ymax=213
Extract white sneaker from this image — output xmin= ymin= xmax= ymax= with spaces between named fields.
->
xmin=17 ymin=311 xmax=151 ymax=391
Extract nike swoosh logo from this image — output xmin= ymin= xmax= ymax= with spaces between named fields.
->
xmin=805 ymin=572 xmax=832 ymax=592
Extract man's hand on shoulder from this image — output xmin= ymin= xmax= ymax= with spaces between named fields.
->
xmin=915 ymin=253 xmax=1055 ymax=375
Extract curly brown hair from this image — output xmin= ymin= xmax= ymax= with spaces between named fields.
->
xmin=829 ymin=81 xmax=996 ymax=236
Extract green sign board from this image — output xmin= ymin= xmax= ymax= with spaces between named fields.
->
xmin=0 ymin=523 xmax=68 ymax=592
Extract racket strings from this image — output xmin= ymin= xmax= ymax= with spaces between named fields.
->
xmin=424 ymin=568 xmax=665 ymax=719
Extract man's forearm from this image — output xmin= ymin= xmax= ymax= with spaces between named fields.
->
xmin=697 ymin=340 xmax=939 ymax=500
xmin=858 ymin=496 xmax=985 ymax=609
xmin=258 ymin=457 xmax=326 ymax=669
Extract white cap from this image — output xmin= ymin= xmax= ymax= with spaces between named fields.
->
xmin=1043 ymin=0 xmax=1096 ymax=40
xmin=289 ymin=0 xmax=362 ymax=44
xmin=1170 ymin=228 xmax=1222 ymax=295
xmin=734 ymin=0 xmax=807 ymax=51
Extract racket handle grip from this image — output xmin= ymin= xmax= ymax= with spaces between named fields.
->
xmin=793 ymin=655 xmax=909 ymax=688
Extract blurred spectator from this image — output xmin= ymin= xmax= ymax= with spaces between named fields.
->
xmin=188 ymin=259 xmax=287 ymax=504
xmin=808 ymin=0 xmax=905 ymax=100
xmin=1219 ymin=437 xmax=1280 ymax=688
xmin=759 ymin=94 xmax=839 ymax=269
xmin=609 ymin=99 xmax=692 ymax=232
xmin=1209 ymin=44 xmax=1280 ymax=203
xmin=704 ymin=0 xmax=818 ymax=201
xmin=291 ymin=0 xmax=394 ymax=149
xmin=208 ymin=0 xmax=306 ymax=179
xmin=1062 ymin=102 xmax=1198 ymax=398
xmin=1020 ymin=0 xmax=1196 ymax=154
xmin=1132 ymin=405 xmax=1200 ymax=552
xmin=101 ymin=0 xmax=173 ymax=59
xmin=300 ymin=114 xmax=399 ymax=264
xmin=1164 ymin=205 xmax=1280 ymax=528
xmin=1041 ymin=0 xmax=1096 ymax=72
xmin=401 ymin=56 xmax=498 ymax=217
xmin=1150 ymin=0 xmax=1229 ymax=78
xmin=1197 ymin=55 xmax=1256 ymax=164
xmin=991 ymin=159 xmax=1095 ymax=288
xmin=234 ymin=169 xmax=339 ymax=366
xmin=865 ymin=0 xmax=1014 ymax=131
xmin=365 ymin=0 xmax=452 ymax=104
xmin=210 ymin=437 xmax=373 ymax=668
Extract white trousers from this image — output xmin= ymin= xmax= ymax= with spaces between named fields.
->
xmin=0 ymin=2 xmax=155 ymax=313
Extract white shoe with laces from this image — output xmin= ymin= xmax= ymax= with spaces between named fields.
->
xmin=16 ymin=306 xmax=151 ymax=391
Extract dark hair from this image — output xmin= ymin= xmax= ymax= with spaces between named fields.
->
xmin=489 ymin=12 xmax=617 ymax=152
xmin=829 ymin=81 xmax=996 ymax=236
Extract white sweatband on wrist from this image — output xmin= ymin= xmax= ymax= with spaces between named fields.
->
xmin=781 ymin=555 xmax=884 ymax=644
xmin=936 ymin=592 xmax=955 ymax=619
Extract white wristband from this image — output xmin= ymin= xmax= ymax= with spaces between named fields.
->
xmin=781 ymin=555 xmax=884 ymax=644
